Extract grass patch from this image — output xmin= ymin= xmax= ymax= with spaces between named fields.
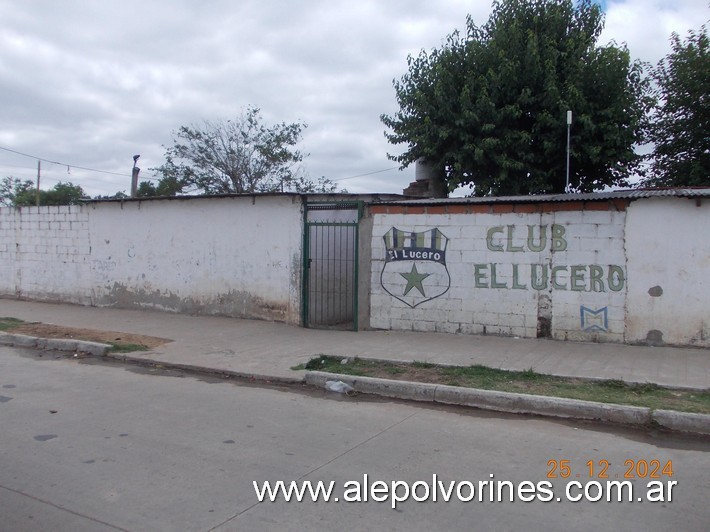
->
xmin=107 ymin=342 xmax=151 ymax=353
xmin=0 ymin=317 xmax=24 ymax=332
xmin=298 ymin=355 xmax=710 ymax=414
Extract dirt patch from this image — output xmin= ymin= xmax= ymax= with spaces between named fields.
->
xmin=10 ymin=323 xmax=170 ymax=349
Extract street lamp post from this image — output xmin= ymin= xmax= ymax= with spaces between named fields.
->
xmin=565 ymin=111 xmax=572 ymax=193
xmin=131 ymin=155 xmax=141 ymax=197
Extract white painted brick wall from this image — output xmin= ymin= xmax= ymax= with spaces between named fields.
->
xmin=88 ymin=195 xmax=303 ymax=322
xmin=371 ymin=206 xmax=628 ymax=342
xmin=0 ymin=196 xmax=304 ymax=323
xmin=0 ymin=205 xmax=93 ymax=303
xmin=625 ymin=198 xmax=710 ymax=347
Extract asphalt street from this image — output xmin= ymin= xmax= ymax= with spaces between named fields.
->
xmin=1 ymin=346 xmax=708 ymax=531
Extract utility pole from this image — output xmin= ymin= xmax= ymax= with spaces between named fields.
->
xmin=36 ymin=159 xmax=41 ymax=206
xmin=131 ymin=155 xmax=141 ymax=197
xmin=565 ymin=110 xmax=572 ymax=193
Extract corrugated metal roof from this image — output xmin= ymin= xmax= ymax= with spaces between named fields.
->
xmin=376 ymin=188 xmax=710 ymax=205
xmin=87 ymin=192 xmax=406 ymax=204
xmin=83 ymin=188 xmax=709 ymax=205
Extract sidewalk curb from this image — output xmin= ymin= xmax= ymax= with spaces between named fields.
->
xmin=104 ymin=352 xmax=305 ymax=386
xmin=651 ymin=410 xmax=710 ymax=435
xmin=0 ymin=332 xmax=111 ymax=356
xmin=4 ymin=332 xmax=709 ymax=436
xmin=304 ymin=371 xmax=710 ymax=436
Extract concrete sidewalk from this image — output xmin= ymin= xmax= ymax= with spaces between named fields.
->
xmin=1 ymin=298 xmax=709 ymax=390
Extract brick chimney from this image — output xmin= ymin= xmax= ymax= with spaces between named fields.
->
xmin=403 ymin=158 xmax=448 ymax=198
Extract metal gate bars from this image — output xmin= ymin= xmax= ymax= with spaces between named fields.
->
xmin=303 ymin=202 xmax=361 ymax=330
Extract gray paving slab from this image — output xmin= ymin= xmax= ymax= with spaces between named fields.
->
xmin=1 ymin=298 xmax=709 ymax=389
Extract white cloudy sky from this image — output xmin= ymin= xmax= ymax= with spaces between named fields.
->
xmin=0 ymin=0 xmax=707 ymax=197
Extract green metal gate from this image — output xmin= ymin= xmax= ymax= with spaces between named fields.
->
xmin=303 ymin=202 xmax=361 ymax=330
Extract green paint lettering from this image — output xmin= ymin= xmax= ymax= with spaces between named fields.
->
xmin=531 ymin=264 xmax=548 ymax=290
xmin=608 ymin=265 xmax=625 ymax=292
xmin=474 ymin=264 xmax=489 ymax=288
xmin=512 ymin=264 xmax=527 ymax=289
xmin=486 ymin=226 xmax=504 ymax=251
xmin=527 ymin=225 xmax=547 ymax=252
xmin=570 ymin=265 xmax=586 ymax=291
xmin=506 ymin=225 xmax=524 ymax=252
xmin=490 ymin=264 xmax=507 ymax=288
xmin=551 ymin=224 xmax=568 ymax=252
xmin=589 ymin=265 xmax=605 ymax=292
xmin=551 ymin=266 xmax=568 ymax=290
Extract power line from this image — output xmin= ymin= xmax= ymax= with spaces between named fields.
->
xmin=1 ymin=143 xmax=404 ymax=188
xmin=0 ymin=145 xmax=130 ymax=178
xmin=332 ymin=166 xmax=401 ymax=181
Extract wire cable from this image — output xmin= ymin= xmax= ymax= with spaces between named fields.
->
xmin=0 ymin=145 xmax=131 ymax=177
xmin=1 ymin=144 xmax=403 ymax=189
xmin=332 ymin=166 xmax=400 ymax=181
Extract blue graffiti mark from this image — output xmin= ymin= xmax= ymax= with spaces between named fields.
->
xmin=580 ymin=306 xmax=608 ymax=332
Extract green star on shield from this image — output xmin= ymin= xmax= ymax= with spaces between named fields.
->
xmin=399 ymin=264 xmax=430 ymax=296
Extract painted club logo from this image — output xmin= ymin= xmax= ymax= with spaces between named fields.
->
xmin=381 ymin=227 xmax=451 ymax=308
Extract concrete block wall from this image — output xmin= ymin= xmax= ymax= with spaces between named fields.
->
xmin=0 ymin=195 xmax=304 ymax=324
xmin=0 ymin=207 xmax=15 ymax=293
xmin=87 ymin=195 xmax=303 ymax=323
xmin=625 ymin=197 xmax=710 ymax=347
xmin=0 ymin=205 xmax=92 ymax=303
xmin=3 ymin=193 xmax=707 ymax=346
xmin=369 ymin=200 xmax=629 ymax=343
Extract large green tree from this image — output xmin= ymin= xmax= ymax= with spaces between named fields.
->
xmin=644 ymin=24 xmax=709 ymax=187
xmin=152 ymin=106 xmax=338 ymax=195
xmin=1 ymin=177 xmax=88 ymax=206
xmin=381 ymin=0 xmax=653 ymax=196
xmin=135 ymin=175 xmax=187 ymax=198
xmin=1 ymin=177 xmax=33 ymax=206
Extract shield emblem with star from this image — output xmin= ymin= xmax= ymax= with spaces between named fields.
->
xmin=380 ymin=227 xmax=451 ymax=308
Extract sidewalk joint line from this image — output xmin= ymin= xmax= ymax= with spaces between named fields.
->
xmin=208 ymin=411 xmax=419 ymax=529
xmin=295 ymin=411 xmax=419 ymax=482
xmin=0 ymin=484 xmax=130 ymax=532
